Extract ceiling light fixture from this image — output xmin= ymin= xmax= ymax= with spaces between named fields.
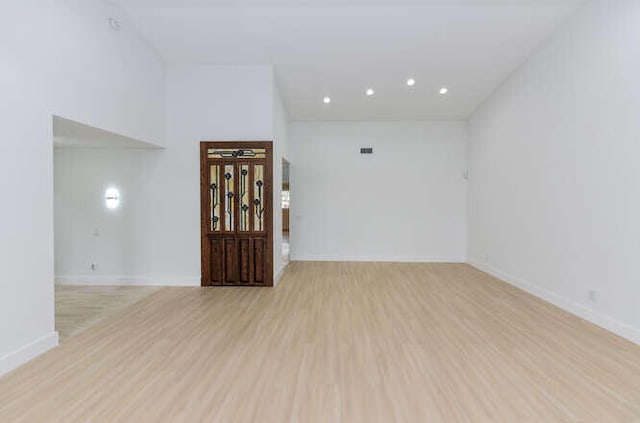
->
xmin=323 ymin=96 xmax=331 ymax=104
xmin=407 ymin=78 xmax=416 ymax=87
xmin=366 ymin=88 xmax=375 ymax=96
xmin=439 ymin=87 xmax=449 ymax=95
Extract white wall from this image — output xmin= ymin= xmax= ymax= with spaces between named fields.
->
xmin=468 ymin=0 xmax=640 ymax=343
xmin=5 ymin=0 xmax=166 ymax=146
xmin=289 ymin=122 xmax=467 ymax=262
xmin=52 ymin=65 xmax=276 ymax=287
xmin=54 ymin=148 xmax=177 ymax=285
xmin=273 ymin=81 xmax=290 ymax=284
xmin=0 ymin=0 xmax=165 ymax=375
xmin=164 ymin=65 xmax=275 ymax=283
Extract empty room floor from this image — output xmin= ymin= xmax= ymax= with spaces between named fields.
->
xmin=2 ymin=262 xmax=640 ymax=422
xmin=55 ymin=285 xmax=160 ymax=343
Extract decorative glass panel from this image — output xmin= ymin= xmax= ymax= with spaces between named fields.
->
xmin=253 ymin=164 xmax=265 ymax=232
xmin=208 ymin=148 xmax=266 ymax=159
xmin=210 ymin=165 xmax=221 ymax=231
xmin=224 ymin=165 xmax=235 ymax=231
xmin=239 ymin=164 xmax=250 ymax=232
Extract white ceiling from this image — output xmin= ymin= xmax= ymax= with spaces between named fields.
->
xmin=113 ymin=0 xmax=584 ymax=120
xmin=53 ymin=116 xmax=160 ymax=149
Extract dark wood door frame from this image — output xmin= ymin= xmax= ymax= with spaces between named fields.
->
xmin=200 ymin=141 xmax=274 ymax=286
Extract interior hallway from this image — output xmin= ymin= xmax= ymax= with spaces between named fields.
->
xmin=282 ymin=234 xmax=290 ymax=267
xmin=2 ymin=262 xmax=640 ymax=422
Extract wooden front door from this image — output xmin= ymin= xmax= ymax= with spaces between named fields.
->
xmin=200 ymin=141 xmax=273 ymax=286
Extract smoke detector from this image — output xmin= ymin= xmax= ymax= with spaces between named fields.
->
xmin=109 ymin=18 xmax=121 ymax=31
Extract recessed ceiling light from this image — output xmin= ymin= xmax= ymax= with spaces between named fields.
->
xmin=323 ymin=96 xmax=331 ymax=104
xmin=366 ymin=88 xmax=375 ymax=96
xmin=439 ymin=87 xmax=449 ymax=95
xmin=407 ymin=78 xmax=416 ymax=87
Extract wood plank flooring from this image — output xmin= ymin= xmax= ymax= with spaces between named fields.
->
xmin=56 ymin=285 xmax=160 ymax=342
xmin=1 ymin=262 xmax=640 ymax=422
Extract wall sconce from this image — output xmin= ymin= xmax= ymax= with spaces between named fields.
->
xmin=105 ymin=188 xmax=120 ymax=209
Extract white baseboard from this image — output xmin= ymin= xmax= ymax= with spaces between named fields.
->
xmin=0 ymin=332 xmax=59 ymax=377
xmin=56 ymin=274 xmax=200 ymax=287
xmin=291 ymin=254 xmax=465 ymax=263
xmin=469 ymin=259 xmax=640 ymax=346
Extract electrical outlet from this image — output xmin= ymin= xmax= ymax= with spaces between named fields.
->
xmin=588 ymin=290 xmax=597 ymax=303
xmin=485 ymin=253 xmax=490 ymax=264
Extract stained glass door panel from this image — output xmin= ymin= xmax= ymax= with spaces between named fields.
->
xmin=200 ymin=142 xmax=273 ymax=286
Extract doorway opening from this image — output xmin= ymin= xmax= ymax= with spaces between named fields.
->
xmin=282 ymin=158 xmax=290 ymax=266
xmin=53 ymin=116 xmax=161 ymax=343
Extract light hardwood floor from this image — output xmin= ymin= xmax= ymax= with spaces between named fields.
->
xmin=56 ymin=285 xmax=160 ymax=342
xmin=2 ymin=262 xmax=640 ymax=422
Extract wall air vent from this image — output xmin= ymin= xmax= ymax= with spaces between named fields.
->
xmin=360 ymin=147 xmax=373 ymax=154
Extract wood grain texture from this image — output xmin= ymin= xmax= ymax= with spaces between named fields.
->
xmin=55 ymin=285 xmax=160 ymax=343
xmin=2 ymin=262 xmax=640 ymax=422
xmin=200 ymin=141 xmax=273 ymax=286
